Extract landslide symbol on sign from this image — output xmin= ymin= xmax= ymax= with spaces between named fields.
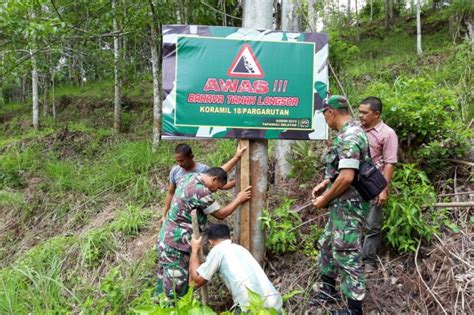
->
xmin=227 ymin=44 xmax=264 ymax=78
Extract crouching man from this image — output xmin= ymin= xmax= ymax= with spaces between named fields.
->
xmin=190 ymin=224 xmax=283 ymax=312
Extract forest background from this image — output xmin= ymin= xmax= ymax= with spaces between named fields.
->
xmin=0 ymin=0 xmax=472 ymax=314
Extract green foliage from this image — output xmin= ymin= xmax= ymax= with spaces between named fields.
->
xmin=288 ymin=141 xmax=324 ymax=185
xmin=83 ymin=140 xmax=172 ymax=200
xmin=204 ymin=139 xmax=237 ymax=167
xmin=365 ymin=76 xmax=472 ymax=170
xmin=131 ymin=287 xmax=216 ymax=315
xmin=0 ymin=189 xmax=25 ymax=207
xmin=384 ymin=164 xmax=454 ymax=252
xmin=44 ymin=159 xmax=80 ymax=192
xmin=80 ymin=228 xmax=117 ymax=267
xmin=328 ymin=30 xmax=360 ymax=71
xmin=301 ymin=225 xmax=323 ymax=258
xmin=245 ymin=289 xmax=279 ymax=315
xmin=261 ymin=199 xmax=302 ymax=254
xmin=359 ymin=0 xmax=384 ymax=20
xmin=0 ymin=236 xmax=80 ymax=314
xmin=131 ymin=287 xmax=280 ymax=315
xmin=110 ymin=204 xmax=153 ymax=237
xmin=0 ymin=144 xmax=41 ymax=188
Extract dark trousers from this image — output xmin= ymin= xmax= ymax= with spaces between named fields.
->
xmin=362 ymin=203 xmax=383 ymax=265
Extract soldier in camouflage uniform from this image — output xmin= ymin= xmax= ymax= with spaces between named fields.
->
xmin=311 ymin=95 xmax=370 ymax=315
xmin=156 ymin=167 xmax=251 ymax=299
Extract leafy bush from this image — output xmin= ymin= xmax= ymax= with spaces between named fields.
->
xmin=260 ymin=199 xmax=302 ymax=254
xmin=288 ymin=141 xmax=324 ymax=185
xmin=384 ymin=164 xmax=456 ymax=252
xmin=365 ymin=76 xmax=472 ymax=170
xmin=80 ymin=228 xmax=117 ymax=267
xmin=0 ymin=144 xmax=41 ymax=188
xmin=328 ymin=30 xmax=360 ymax=71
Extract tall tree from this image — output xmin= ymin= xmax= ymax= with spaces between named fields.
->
xmin=240 ymin=0 xmax=273 ymax=266
xmin=148 ymin=0 xmax=162 ymax=148
xmin=30 ymin=7 xmax=40 ymax=130
xmin=113 ymin=0 xmax=122 ymax=133
xmin=275 ymin=0 xmax=301 ymax=186
xmin=416 ymin=0 xmax=422 ymax=56
xmin=355 ymin=0 xmax=360 ymax=42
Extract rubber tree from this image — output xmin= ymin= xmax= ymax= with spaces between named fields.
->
xmin=274 ymin=0 xmax=301 ymax=187
xmin=113 ymin=0 xmax=122 ymax=133
xmin=148 ymin=0 xmax=162 ymax=148
xmin=238 ymin=0 xmax=273 ymax=266
xmin=416 ymin=0 xmax=423 ymax=56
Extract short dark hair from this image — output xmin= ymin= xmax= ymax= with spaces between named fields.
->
xmin=335 ymin=107 xmax=350 ymax=115
xmin=206 ymin=224 xmax=231 ymax=240
xmin=202 ymin=167 xmax=228 ymax=185
xmin=175 ymin=143 xmax=193 ymax=157
xmin=360 ymin=96 xmax=383 ymax=114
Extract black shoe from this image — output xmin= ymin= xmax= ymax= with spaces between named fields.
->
xmin=329 ymin=310 xmax=353 ymax=315
xmin=329 ymin=299 xmax=363 ymax=315
xmin=310 ymin=276 xmax=339 ymax=305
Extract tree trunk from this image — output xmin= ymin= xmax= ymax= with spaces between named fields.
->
xmin=307 ymin=0 xmax=318 ymax=32
xmin=148 ymin=0 xmax=162 ymax=148
xmin=113 ymin=0 xmax=122 ymax=133
xmin=52 ymin=70 xmax=56 ymax=121
xmin=355 ymin=0 xmax=360 ymax=41
xmin=31 ymin=52 xmax=39 ymax=130
xmin=30 ymin=10 xmax=39 ymax=130
xmin=43 ymin=74 xmax=49 ymax=116
xmin=384 ymin=0 xmax=390 ymax=28
xmin=238 ymin=0 xmax=273 ymax=266
xmin=416 ymin=0 xmax=423 ymax=56
xmin=0 ymin=55 xmax=4 ymax=107
xmin=175 ymin=0 xmax=182 ymax=23
xmin=370 ymin=0 xmax=373 ymax=21
xmin=347 ymin=0 xmax=352 ymax=24
xmin=275 ymin=0 xmax=300 ymax=186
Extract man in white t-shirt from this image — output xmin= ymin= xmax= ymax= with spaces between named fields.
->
xmin=190 ymin=224 xmax=283 ymax=312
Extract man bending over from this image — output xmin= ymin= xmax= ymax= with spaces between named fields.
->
xmin=190 ymin=224 xmax=282 ymax=312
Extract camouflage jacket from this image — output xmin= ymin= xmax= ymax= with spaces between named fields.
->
xmin=159 ymin=173 xmax=221 ymax=253
xmin=324 ymin=120 xmax=371 ymax=203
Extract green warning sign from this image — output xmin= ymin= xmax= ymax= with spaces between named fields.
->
xmin=175 ymin=36 xmax=315 ymax=130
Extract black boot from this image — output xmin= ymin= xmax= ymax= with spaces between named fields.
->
xmin=329 ymin=298 xmax=363 ymax=315
xmin=310 ymin=275 xmax=339 ymax=305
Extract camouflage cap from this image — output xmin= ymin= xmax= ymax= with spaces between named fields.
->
xmin=322 ymin=95 xmax=349 ymax=111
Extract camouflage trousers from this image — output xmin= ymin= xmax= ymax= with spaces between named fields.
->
xmin=318 ymin=199 xmax=369 ymax=301
xmin=156 ymin=243 xmax=190 ymax=299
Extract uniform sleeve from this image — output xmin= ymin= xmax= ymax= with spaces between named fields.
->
xmin=196 ymin=247 xmax=222 ymax=281
xmin=383 ymin=130 xmax=398 ymax=164
xmin=337 ymin=134 xmax=361 ymax=170
xmin=197 ymin=193 xmax=221 ymax=215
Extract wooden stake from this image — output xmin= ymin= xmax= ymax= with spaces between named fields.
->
xmin=191 ymin=210 xmax=208 ymax=304
xmin=239 ymin=139 xmax=251 ymax=251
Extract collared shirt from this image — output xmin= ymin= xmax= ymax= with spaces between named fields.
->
xmin=169 ymin=162 xmax=209 ymax=186
xmin=197 ymin=240 xmax=283 ymax=311
xmin=324 ymin=120 xmax=371 ymax=202
xmin=363 ymin=121 xmax=398 ymax=172
xmin=159 ymin=173 xmax=220 ymax=253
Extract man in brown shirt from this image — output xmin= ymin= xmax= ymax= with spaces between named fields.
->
xmin=358 ymin=96 xmax=398 ymax=273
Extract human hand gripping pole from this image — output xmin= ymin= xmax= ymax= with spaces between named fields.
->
xmin=190 ymin=210 xmax=208 ymax=304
